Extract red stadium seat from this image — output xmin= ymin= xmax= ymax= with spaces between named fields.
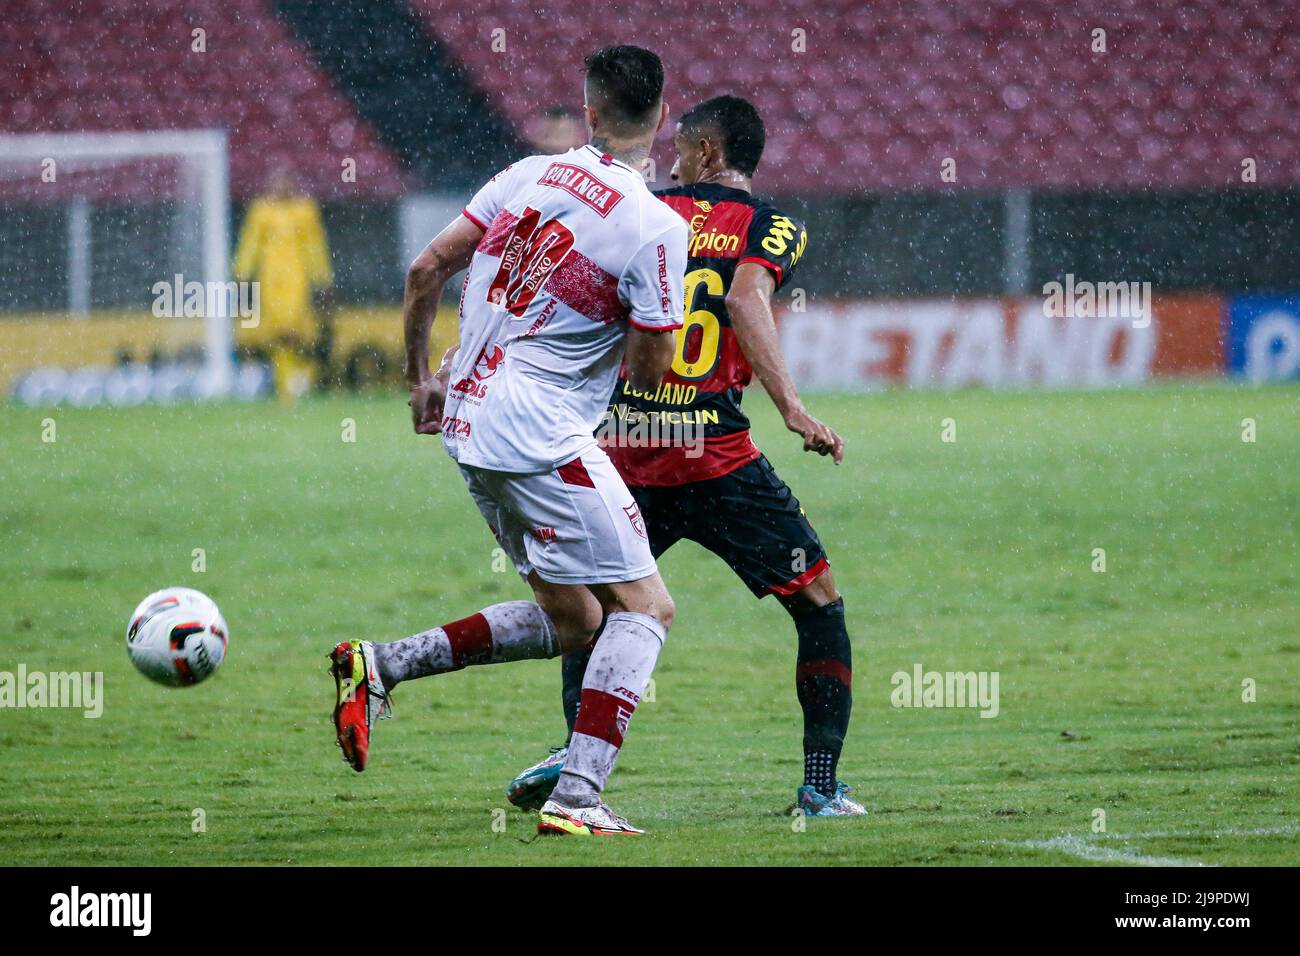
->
xmin=1 ymin=0 xmax=408 ymax=199
xmin=410 ymin=0 xmax=1300 ymax=192
xmin=7 ymin=0 xmax=1297 ymax=195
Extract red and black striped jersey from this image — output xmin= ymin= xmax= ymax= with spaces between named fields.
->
xmin=604 ymin=183 xmax=808 ymax=486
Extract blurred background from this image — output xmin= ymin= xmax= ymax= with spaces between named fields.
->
xmin=2 ymin=0 xmax=1299 ymax=404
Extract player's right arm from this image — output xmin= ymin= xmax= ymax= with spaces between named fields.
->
xmin=404 ymin=215 xmax=482 ymax=433
xmin=620 ymin=224 xmax=688 ymax=393
xmin=624 ymin=327 xmax=676 ymax=393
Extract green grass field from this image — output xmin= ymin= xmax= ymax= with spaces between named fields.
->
xmin=2 ymin=384 xmax=1297 ymax=866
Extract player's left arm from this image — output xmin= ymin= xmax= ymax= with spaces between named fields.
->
xmin=727 ymin=264 xmax=843 ymax=464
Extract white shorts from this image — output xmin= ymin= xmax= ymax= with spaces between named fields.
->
xmin=459 ymin=448 xmax=657 ymax=586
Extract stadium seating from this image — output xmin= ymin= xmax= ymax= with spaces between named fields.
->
xmin=411 ymin=0 xmax=1300 ymax=192
xmin=4 ymin=0 xmax=1298 ymax=196
xmin=0 ymin=0 xmax=408 ymax=198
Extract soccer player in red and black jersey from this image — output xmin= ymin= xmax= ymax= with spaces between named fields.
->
xmin=508 ymin=95 xmax=864 ymax=816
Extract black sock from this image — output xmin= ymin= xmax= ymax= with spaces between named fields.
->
xmin=560 ymin=616 xmax=601 ymax=739
xmin=804 ymin=750 xmax=838 ymax=798
xmin=789 ymin=596 xmax=852 ymax=798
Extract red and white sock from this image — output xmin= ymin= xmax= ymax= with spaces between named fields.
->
xmin=553 ymin=611 xmax=666 ymax=806
xmin=374 ymin=601 xmax=558 ymax=686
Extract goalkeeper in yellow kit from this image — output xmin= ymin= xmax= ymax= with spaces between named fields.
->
xmin=232 ymin=169 xmax=334 ymax=402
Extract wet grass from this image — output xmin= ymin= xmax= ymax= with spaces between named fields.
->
xmin=1 ymin=383 xmax=1297 ymax=865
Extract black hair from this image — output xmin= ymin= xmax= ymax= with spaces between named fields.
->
xmin=679 ymin=95 xmax=766 ymax=176
xmin=583 ymin=45 xmax=664 ymax=131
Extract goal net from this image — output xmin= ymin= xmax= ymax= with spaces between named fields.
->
xmin=0 ymin=129 xmax=236 ymax=401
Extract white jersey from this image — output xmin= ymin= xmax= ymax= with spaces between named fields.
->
xmin=441 ymin=145 xmax=688 ymax=473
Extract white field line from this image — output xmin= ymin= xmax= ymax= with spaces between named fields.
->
xmin=1015 ymin=835 xmax=1211 ymax=867
xmin=1004 ymin=824 xmax=1299 ymax=867
xmin=1091 ymin=825 xmax=1300 ymax=840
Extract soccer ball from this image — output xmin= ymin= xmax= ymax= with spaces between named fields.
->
xmin=125 ymin=587 xmax=228 ymax=687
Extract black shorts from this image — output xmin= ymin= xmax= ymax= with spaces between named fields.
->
xmin=630 ymin=454 xmax=829 ymax=598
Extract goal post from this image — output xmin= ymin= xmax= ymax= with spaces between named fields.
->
xmin=0 ymin=129 xmax=234 ymax=394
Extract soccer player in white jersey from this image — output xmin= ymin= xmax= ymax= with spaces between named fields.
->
xmin=328 ymin=46 xmax=688 ymax=836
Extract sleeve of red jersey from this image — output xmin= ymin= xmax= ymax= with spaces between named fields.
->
xmin=739 ymin=207 xmax=808 ymax=290
xmin=620 ymin=222 xmax=688 ymax=332
xmin=461 ymin=162 xmax=518 ymax=232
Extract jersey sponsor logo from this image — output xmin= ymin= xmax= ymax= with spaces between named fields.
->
xmin=762 ymin=214 xmax=807 ymax=267
xmin=440 ymin=415 xmax=471 ymax=438
xmin=487 ymin=208 xmax=576 ymax=317
xmin=451 ymin=344 xmax=504 ymax=400
xmin=489 ymin=210 xmax=537 ymax=303
xmin=450 ymin=376 xmax=486 ymax=400
xmin=523 ymin=299 xmax=558 ymax=337
xmin=530 ymin=526 xmax=557 ymax=543
xmin=689 ymin=227 xmax=742 ymax=257
xmin=623 ymin=501 xmax=647 ymax=539
xmin=688 ymin=199 xmax=713 ymax=234
xmin=612 ymin=685 xmax=642 ymax=704
xmin=473 ymin=343 xmax=505 ymax=380
xmin=656 ymin=243 xmax=671 ymax=314
xmin=606 ymin=402 xmax=718 ymax=427
xmin=484 ymin=206 xmax=623 ymax=324
xmin=537 ymin=163 xmax=624 ymax=217
xmin=457 ymin=259 xmax=474 ymax=313
xmin=680 ymin=197 xmax=745 ymax=258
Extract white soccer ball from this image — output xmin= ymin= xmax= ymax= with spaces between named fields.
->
xmin=125 ymin=587 xmax=228 ymax=687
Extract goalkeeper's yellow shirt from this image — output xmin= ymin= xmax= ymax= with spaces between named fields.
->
xmin=232 ymin=195 xmax=333 ymax=346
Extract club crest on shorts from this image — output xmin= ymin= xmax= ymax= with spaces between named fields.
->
xmin=623 ymin=501 xmax=646 ymax=539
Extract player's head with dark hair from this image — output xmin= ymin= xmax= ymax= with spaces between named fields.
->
xmin=583 ymin=45 xmax=666 ymax=139
xmin=672 ymin=95 xmax=766 ymax=184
